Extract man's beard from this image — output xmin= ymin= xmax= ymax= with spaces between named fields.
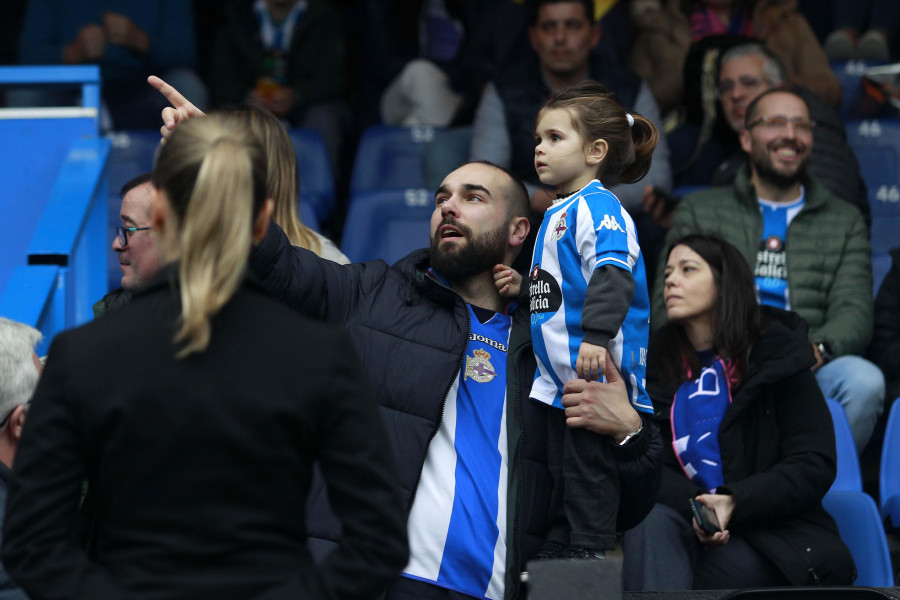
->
xmin=752 ymin=143 xmax=809 ymax=190
xmin=430 ymin=217 xmax=508 ymax=282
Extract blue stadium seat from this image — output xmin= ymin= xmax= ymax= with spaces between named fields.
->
xmin=341 ymin=188 xmax=433 ymax=263
xmin=287 ymin=128 xmax=335 ymax=224
xmin=826 ymin=398 xmax=863 ymax=493
xmin=831 ymin=60 xmax=887 ymax=121
xmin=349 ymin=125 xmax=439 ymax=194
xmin=845 ymin=118 xmax=900 ymax=254
xmin=822 ymin=490 xmax=895 ymax=587
xmin=880 ymin=401 xmax=900 ymax=530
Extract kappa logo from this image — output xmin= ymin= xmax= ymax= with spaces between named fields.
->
xmin=596 ymin=214 xmax=624 ymax=233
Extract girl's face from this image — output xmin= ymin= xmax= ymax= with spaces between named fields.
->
xmin=534 ymin=108 xmax=598 ymax=193
xmin=663 ymin=244 xmax=719 ymax=326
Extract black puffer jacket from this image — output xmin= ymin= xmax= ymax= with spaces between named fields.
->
xmin=647 ymin=308 xmax=856 ymax=585
xmin=872 ymin=248 xmax=900 ymax=403
xmin=250 ymin=225 xmax=663 ymax=598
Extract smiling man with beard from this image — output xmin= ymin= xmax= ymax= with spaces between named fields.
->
xmin=250 ymin=160 xmax=663 ymax=600
xmin=652 ymin=89 xmax=885 ymax=456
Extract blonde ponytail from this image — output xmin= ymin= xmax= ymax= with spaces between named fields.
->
xmin=153 ymin=116 xmax=267 ymax=358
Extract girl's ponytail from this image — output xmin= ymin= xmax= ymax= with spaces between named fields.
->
xmin=538 ymin=80 xmax=660 ymax=185
xmin=617 ymin=112 xmax=659 ymax=184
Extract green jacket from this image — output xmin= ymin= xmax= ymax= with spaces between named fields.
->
xmin=651 ymin=166 xmax=872 ymax=357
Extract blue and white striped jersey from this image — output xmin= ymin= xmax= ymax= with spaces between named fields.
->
xmin=403 ymin=304 xmax=512 ymax=600
xmin=755 ymin=191 xmax=805 ymax=310
xmin=529 ymin=180 xmax=651 ymax=413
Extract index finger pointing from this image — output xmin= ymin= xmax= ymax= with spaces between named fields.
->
xmin=148 ymin=75 xmax=199 ymax=115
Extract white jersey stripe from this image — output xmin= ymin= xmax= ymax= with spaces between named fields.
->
xmin=405 ymin=378 xmax=460 ymax=580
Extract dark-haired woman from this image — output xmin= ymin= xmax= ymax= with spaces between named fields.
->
xmin=622 ymin=234 xmax=855 ymax=590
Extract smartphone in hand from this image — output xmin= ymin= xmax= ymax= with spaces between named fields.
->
xmin=689 ymin=498 xmax=722 ymax=535
xmin=654 ymin=186 xmax=680 ymax=216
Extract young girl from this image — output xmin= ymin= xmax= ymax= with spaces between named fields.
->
xmin=496 ymin=80 xmax=657 ymax=559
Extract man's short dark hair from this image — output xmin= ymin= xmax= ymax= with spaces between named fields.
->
xmin=472 ymin=160 xmax=530 ymax=219
xmin=532 ymin=0 xmax=595 ymax=26
xmin=119 ymin=172 xmax=154 ymax=199
xmin=744 ymin=88 xmax=808 ymax=130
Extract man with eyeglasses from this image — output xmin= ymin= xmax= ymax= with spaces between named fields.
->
xmin=93 ymin=172 xmax=162 ymax=318
xmin=643 ymin=42 xmax=869 ymax=231
xmin=652 ymin=88 xmax=885 ymax=456
xmin=0 ymin=317 xmax=42 ymax=596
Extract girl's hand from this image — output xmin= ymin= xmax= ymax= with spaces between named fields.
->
xmin=576 ymin=342 xmax=606 ymax=382
xmin=493 ymin=264 xmax=521 ymax=298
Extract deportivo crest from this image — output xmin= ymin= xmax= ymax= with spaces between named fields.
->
xmin=465 ymin=348 xmax=496 ymax=382
xmin=552 ymin=211 xmax=569 ymax=241
xmin=596 ymin=214 xmax=625 ymax=233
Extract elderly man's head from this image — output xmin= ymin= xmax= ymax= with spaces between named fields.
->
xmin=0 ymin=318 xmax=42 ymax=467
xmin=718 ymin=43 xmax=785 ymax=133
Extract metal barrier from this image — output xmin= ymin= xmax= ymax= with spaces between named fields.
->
xmin=0 ymin=66 xmax=107 ymax=351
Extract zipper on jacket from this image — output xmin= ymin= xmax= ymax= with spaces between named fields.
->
xmin=405 ymin=271 xmax=470 ymax=512
xmin=510 ymin=346 xmax=529 ymax=600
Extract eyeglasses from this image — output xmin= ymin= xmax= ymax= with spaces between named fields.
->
xmin=745 ymin=115 xmax=816 ymax=134
xmin=717 ymin=75 xmax=766 ymax=97
xmin=116 ymin=226 xmax=152 ymax=247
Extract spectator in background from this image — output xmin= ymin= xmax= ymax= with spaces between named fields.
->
xmin=654 ymin=89 xmax=884 ymax=455
xmin=351 ymin=0 xmax=503 ymax=129
xmin=375 ymin=0 xmax=499 ymax=128
xmin=628 ymin=0 xmax=842 ymax=115
xmin=94 ymin=172 xmax=162 ymax=318
xmin=0 ymin=317 xmax=42 ymax=599
xmin=643 ymin=42 xmax=869 ymax=229
xmin=470 ymin=0 xmax=671 ymax=273
xmin=208 ymin=0 xmax=349 ymax=171
xmin=872 ymin=248 xmax=900 ymax=409
xmin=16 ymin=0 xmax=207 ymax=130
xmin=824 ymin=0 xmax=900 ymax=62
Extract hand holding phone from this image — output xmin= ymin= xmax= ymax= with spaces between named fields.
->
xmin=654 ymin=186 xmax=680 ymax=216
xmin=689 ymin=497 xmax=722 ymax=535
